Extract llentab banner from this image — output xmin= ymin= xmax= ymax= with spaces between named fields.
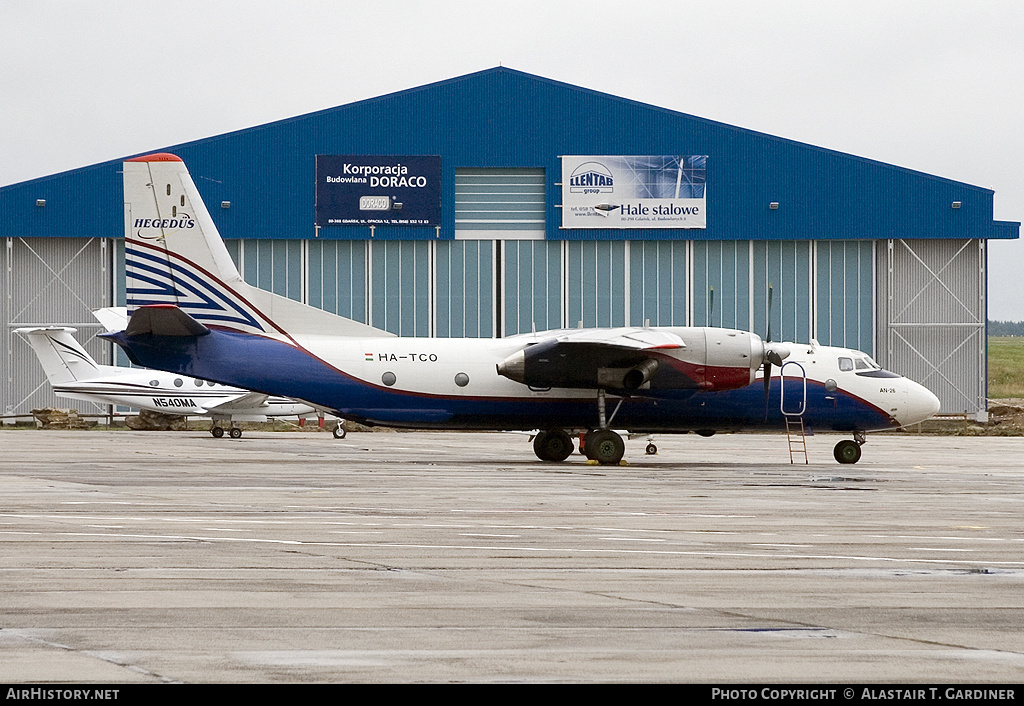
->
xmin=561 ymin=155 xmax=706 ymax=229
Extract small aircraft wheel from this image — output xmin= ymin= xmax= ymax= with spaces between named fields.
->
xmin=646 ymin=443 xmax=658 ymax=455
xmin=533 ymin=429 xmax=573 ymax=462
xmin=587 ymin=429 xmax=625 ymax=465
xmin=834 ymin=439 xmax=862 ymax=464
xmin=211 ymin=426 xmax=224 ymax=438
xmin=229 ymin=427 xmax=242 ymax=439
xmin=333 ymin=423 xmax=347 ymax=439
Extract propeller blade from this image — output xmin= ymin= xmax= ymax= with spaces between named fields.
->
xmin=766 ymin=283 xmax=774 ymax=343
xmin=709 ymin=286 xmax=714 ymax=328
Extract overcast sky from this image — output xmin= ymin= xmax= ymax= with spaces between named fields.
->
xmin=3 ymin=0 xmax=1022 ymax=319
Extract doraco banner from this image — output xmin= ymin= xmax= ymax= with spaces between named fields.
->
xmin=315 ymin=155 xmax=441 ymax=227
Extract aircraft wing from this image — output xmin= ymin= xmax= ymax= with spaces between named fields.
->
xmin=205 ymin=392 xmax=270 ymax=413
xmin=551 ymin=327 xmax=685 ymax=350
xmin=497 ymin=327 xmax=688 ymax=391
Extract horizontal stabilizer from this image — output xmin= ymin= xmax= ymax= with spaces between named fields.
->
xmin=92 ymin=307 xmax=130 ymax=333
xmin=124 ymin=305 xmax=210 ymax=337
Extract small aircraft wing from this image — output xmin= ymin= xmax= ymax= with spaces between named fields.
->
xmin=206 ymin=392 xmax=270 ymax=413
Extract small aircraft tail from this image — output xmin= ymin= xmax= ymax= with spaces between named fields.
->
xmin=14 ymin=327 xmax=104 ymax=384
xmin=123 ymin=153 xmax=392 ymax=340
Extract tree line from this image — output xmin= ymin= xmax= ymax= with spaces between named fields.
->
xmin=989 ymin=320 xmax=1024 ymax=336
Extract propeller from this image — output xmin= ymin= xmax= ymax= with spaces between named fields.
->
xmin=763 ymin=284 xmax=773 ymax=407
xmin=761 ymin=284 xmax=791 ymax=415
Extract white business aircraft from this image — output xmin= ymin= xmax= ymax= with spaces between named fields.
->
xmin=103 ymin=153 xmax=940 ymax=463
xmin=16 ymin=324 xmax=318 ymax=438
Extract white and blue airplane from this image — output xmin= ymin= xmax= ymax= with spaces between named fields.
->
xmin=17 ymin=320 xmax=318 ymax=438
xmin=103 ymin=153 xmax=940 ymax=463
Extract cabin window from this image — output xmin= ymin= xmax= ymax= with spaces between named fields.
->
xmin=838 ymin=357 xmax=854 ymax=372
xmin=166 ymin=184 xmax=171 ymax=196
xmin=173 ymin=378 xmax=183 ymax=387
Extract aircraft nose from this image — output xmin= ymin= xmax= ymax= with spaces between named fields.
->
xmin=899 ymin=380 xmax=941 ymax=426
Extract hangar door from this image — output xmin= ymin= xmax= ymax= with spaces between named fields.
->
xmin=2 ymin=237 xmax=115 ymax=417
xmin=878 ymin=238 xmax=986 ymax=416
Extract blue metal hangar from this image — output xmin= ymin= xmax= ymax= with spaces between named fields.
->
xmin=1 ymin=67 xmax=1018 ymax=420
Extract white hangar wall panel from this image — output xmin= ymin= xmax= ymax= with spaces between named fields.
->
xmin=242 ymin=240 xmax=304 ymax=303
xmin=752 ymin=241 xmax=814 ymax=346
xmin=221 ymin=237 xmax=880 ymax=355
xmin=567 ymin=241 xmax=626 ymax=329
xmin=502 ymin=240 xmax=562 ymax=336
xmin=877 ymin=238 xmax=986 ymax=415
xmin=306 ymin=240 xmax=368 ymax=323
xmin=2 ymin=237 xmax=114 ymax=416
xmin=370 ymin=241 xmax=433 ymax=337
xmin=629 ymin=241 xmax=688 ymax=327
xmin=436 ymin=240 xmax=494 ymax=338
xmin=691 ymin=241 xmax=749 ymax=330
xmin=815 ymin=240 xmax=875 ymax=353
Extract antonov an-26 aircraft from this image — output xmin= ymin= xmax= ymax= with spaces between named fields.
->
xmin=103 ymin=153 xmax=941 ymax=464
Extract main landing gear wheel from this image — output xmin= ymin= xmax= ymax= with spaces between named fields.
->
xmin=333 ymin=423 xmax=347 ymax=439
xmin=211 ymin=426 xmax=224 ymax=438
xmin=834 ymin=439 xmax=862 ymax=464
xmin=533 ymin=429 xmax=574 ymax=462
xmin=229 ymin=427 xmax=242 ymax=439
xmin=585 ymin=429 xmax=625 ymax=465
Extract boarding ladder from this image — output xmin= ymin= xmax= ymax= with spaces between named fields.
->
xmin=779 ymin=361 xmax=808 ymax=464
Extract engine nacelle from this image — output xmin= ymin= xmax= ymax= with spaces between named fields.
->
xmin=496 ymin=328 xmax=772 ymax=392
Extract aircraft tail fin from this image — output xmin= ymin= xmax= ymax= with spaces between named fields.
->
xmin=14 ymin=327 xmax=104 ymax=384
xmin=123 ymin=153 xmax=393 ymax=340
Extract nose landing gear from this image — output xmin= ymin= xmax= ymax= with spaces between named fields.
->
xmin=834 ymin=431 xmax=866 ymax=464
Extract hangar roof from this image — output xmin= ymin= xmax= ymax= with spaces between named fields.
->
xmin=1 ymin=67 xmax=1018 ymax=241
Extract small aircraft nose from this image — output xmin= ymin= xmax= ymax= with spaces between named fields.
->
xmin=899 ymin=380 xmax=941 ymax=426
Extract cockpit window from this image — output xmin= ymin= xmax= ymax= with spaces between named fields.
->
xmin=838 ymin=357 xmax=854 ymax=372
xmin=855 ymin=358 xmax=869 ymax=370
